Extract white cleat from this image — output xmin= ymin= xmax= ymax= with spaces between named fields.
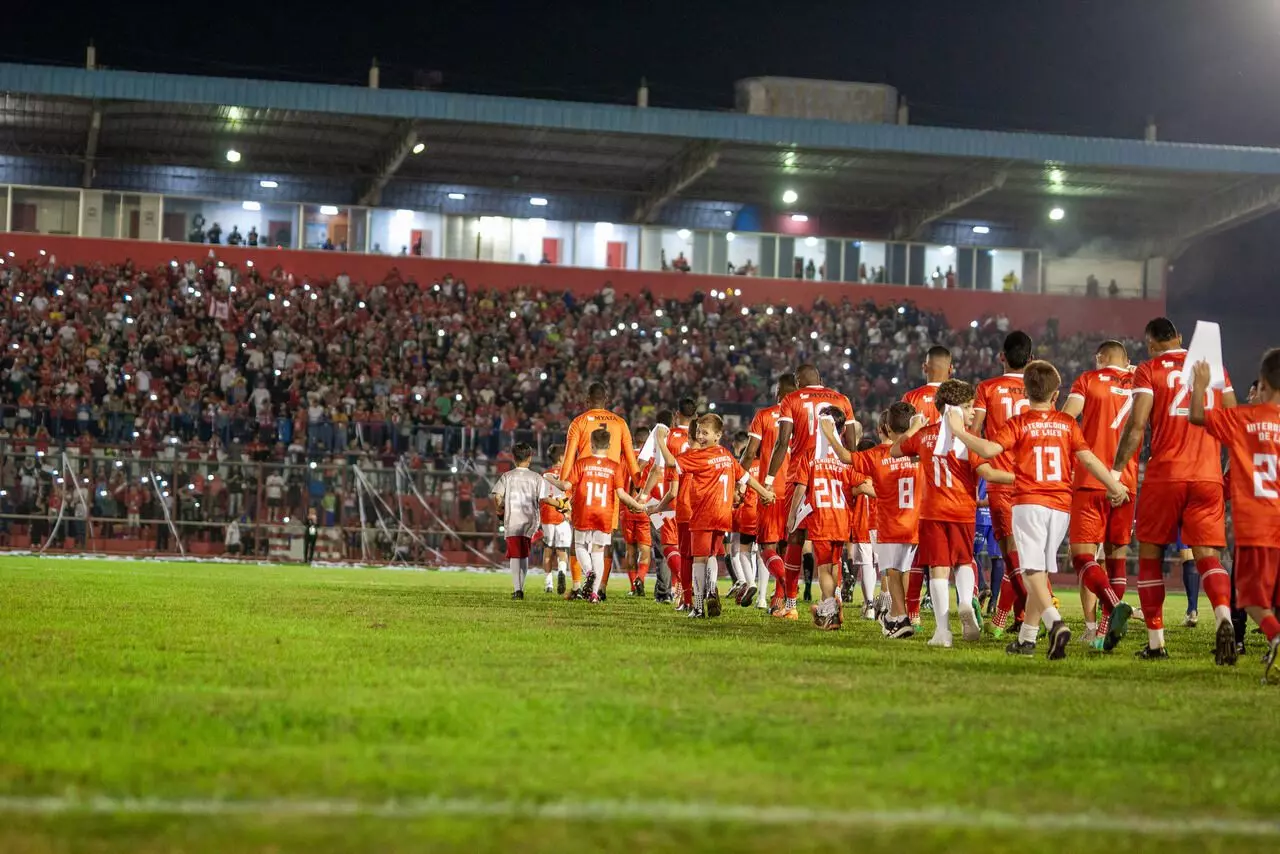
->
xmin=959 ymin=607 xmax=982 ymax=642
xmin=928 ymin=629 xmax=954 ymax=648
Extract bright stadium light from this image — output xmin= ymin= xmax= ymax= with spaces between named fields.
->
xmin=259 ymin=180 xmax=278 ymax=189
xmin=242 ymin=201 xmax=261 ymax=211
xmin=790 ymin=214 xmax=809 ymax=223
xmin=677 ymin=229 xmax=691 ymax=240
xmin=1049 ymin=168 xmax=1064 ymax=185
xmin=726 ymin=232 xmax=736 ymax=242
xmin=1049 ymin=207 xmax=1065 ymax=221
xmin=395 ymin=209 xmax=414 ymax=220
xmin=970 ymin=320 xmax=979 ymax=328
xmin=804 ymin=236 xmax=818 ymax=247
xmin=319 ymin=205 xmax=339 ymax=216
xmin=972 ymin=225 xmax=990 ymax=234
xmin=529 ymin=197 xmax=548 ymax=206
xmin=225 ymin=149 xmax=241 ymax=163
xmin=782 ymin=189 xmax=798 ymax=204
xmin=412 ymin=142 xmax=426 ymax=154
xmin=448 ymin=192 xmax=466 ymax=200
xmin=941 ymin=245 xmax=954 ymax=255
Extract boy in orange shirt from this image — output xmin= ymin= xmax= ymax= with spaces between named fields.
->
xmin=949 ymin=361 xmax=1130 ymax=659
xmin=553 ymin=428 xmax=650 ymax=604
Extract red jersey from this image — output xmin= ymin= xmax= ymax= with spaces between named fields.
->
xmin=737 ymin=457 xmax=763 ymax=518
xmin=1201 ymin=404 xmax=1280 ymax=547
xmin=539 ymin=464 xmax=566 ymax=525
xmin=849 ymin=493 xmax=875 ymax=543
xmin=973 ymin=372 xmax=1027 ymax=487
xmin=902 ymin=382 xmax=942 ymax=424
xmin=625 ymin=458 xmax=659 ymax=520
xmin=565 ymin=456 xmax=627 ymax=533
xmin=663 ymin=425 xmax=690 ymax=490
xmin=1067 ymin=366 xmax=1140 ymax=491
xmin=747 ymin=404 xmax=788 ymax=484
xmin=676 ymin=446 xmax=746 ymax=533
xmin=777 ymin=385 xmax=854 ymax=486
xmin=804 ymin=457 xmax=865 ymax=542
xmin=989 ymin=410 xmax=1090 ymax=513
xmin=1131 ymin=349 xmax=1233 ymax=483
xmin=848 ymin=444 xmax=923 ymax=544
xmin=899 ymin=424 xmax=979 ymax=523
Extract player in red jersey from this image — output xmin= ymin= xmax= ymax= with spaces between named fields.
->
xmin=901 ymin=345 xmax=952 ymax=424
xmin=950 ymin=362 xmax=1130 ymax=659
xmin=765 ymin=365 xmax=859 ymax=620
xmin=552 ymin=428 xmax=650 ymax=604
xmin=892 ymin=379 xmax=1007 ymax=647
xmin=1062 ymin=340 xmax=1140 ymax=649
xmin=1190 ymin=351 xmax=1280 ymax=680
xmin=1113 ymin=317 xmax=1238 ymax=663
xmin=823 ymin=402 xmax=925 ymax=638
xmin=844 ymin=436 xmax=881 ymax=618
xmin=728 ymin=431 xmax=760 ymax=603
xmin=971 ymin=331 xmax=1034 ymax=637
xmin=640 ymin=401 xmax=696 ymax=606
xmin=539 ymin=444 xmax=572 ymax=595
xmin=652 ymin=414 xmax=775 ymax=617
xmin=622 ymin=426 xmax=657 ymax=597
xmin=790 ymin=407 xmax=874 ymax=629
xmin=740 ymin=373 xmax=798 ymax=612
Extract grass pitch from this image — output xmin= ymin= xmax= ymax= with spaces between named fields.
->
xmin=1 ymin=556 xmax=1279 ymax=853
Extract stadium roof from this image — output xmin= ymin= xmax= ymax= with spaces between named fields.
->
xmin=4 ymin=62 xmax=1280 ymax=253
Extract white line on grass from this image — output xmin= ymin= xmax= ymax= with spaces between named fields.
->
xmin=0 ymin=795 xmax=1276 ymax=838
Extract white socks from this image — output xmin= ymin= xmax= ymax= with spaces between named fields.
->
xmin=1041 ymin=606 xmax=1063 ymax=629
xmin=859 ymin=563 xmax=876 ymax=604
xmin=510 ymin=557 xmax=527 ymax=592
xmin=591 ymin=550 xmax=605 ymax=594
xmin=692 ymin=560 xmax=707 ymax=610
xmin=1149 ymin=627 xmax=1165 ymax=649
xmin=954 ymin=564 xmax=976 ymax=612
xmin=574 ymin=544 xmax=593 ymax=589
xmin=1019 ymin=621 xmax=1039 ymax=644
xmin=1214 ymin=604 xmax=1232 ymax=626
xmin=754 ymin=551 xmax=770 ymax=607
xmin=929 ymin=578 xmax=951 ymax=630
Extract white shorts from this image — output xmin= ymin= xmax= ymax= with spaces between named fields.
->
xmin=850 ymin=540 xmax=875 ymax=566
xmin=874 ymin=542 xmax=917 ymax=573
xmin=575 ymin=529 xmax=611 ymax=549
xmin=1012 ymin=504 xmax=1070 ymax=572
xmin=542 ymin=522 xmax=573 ymax=549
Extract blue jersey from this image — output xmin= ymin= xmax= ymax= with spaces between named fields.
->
xmin=976 ymin=479 xmax=992 ymax=528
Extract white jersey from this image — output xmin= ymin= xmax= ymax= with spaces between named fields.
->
xmin=492 ymin=467 xmax=549 ymax=539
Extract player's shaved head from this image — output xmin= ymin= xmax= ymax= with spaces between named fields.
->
xmin=586 ymin=381 xmax=608 ymax=407
xmin=796 ymin=364 xmax=820 ymax=387
xmin=1022 ymin=360 xmax=1062 ymax=403
xmin=1000 ymin=332 xmax=1034 ymax=371
xmin=775 ymin=372 xmax=797 ymax=400
xmin=936 ymin=379 xmax=976 ymax=408
xmin=1144 ymin=317 xmax=1178 ymax=343
xmin=654 ymin=409 xmax=674 ymax=428
xmin=923 ymin=345 xmax=952 ymax=382
xmin=1259 ymin=348 xmax=1280 ymax=395
xmin=512 ymin=443 xmax=534 ymax=464
xmin=677 ymin=396 xmax=698 ymax=418
xmin=925 ymin=345 xmax=951 ymax=363
xmin=590 ymin=427 xmax=611 ymax=451
xmin=884 ymin=401 xmax=916 ymax=436
xmin=1096 ymin=340 xmax=1129 ymax=367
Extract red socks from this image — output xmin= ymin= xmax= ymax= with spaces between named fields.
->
xmin=1137 ymin=557 xmax=1165 ymax=630
xmin=992 ymin=569 xmax=1025 ymax=629
xmin=1106 ymin=557 xmax=1127 ymax=599
xmin=762 ymin=548 xmax=786 ymax=581
xmin=784 ymin=568 xmax=801 ymax=600
xmin=1260 ymin=614 xmax=1280 ymax=642
xmin=637 ymin=560 xmax=649 ymax=585
xmin=906 ymin=568 xmax=925 ymax=621
xmin=1195 ymin=556 xmax=1232 ymax=611
xmin=783 ymin=542 xmax=804 ymax=570
xmin=1074 ymin=553 xmax=1120 ymax=611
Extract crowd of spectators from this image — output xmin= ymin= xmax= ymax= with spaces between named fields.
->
xmin=0 ymin=250 xmax=1142 ymax=554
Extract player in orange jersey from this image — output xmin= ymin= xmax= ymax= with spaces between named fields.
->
xmin=892 ymin=379 xmax=1006 ymax=647
xmin=1113 ymin=317 xmax=1238 ymax=663
xmin=790 ymin=407 xmax=874 ymax=629
xmin=971 ymin=331 xmax=1034 ymax=637
xmin=652 ymin=414 xmax=775 ymax=617
xmin=950 ymin=361 xmax=1130 ymax=659
xmin=640 ymin=399 xmax=696 ymax=606
xmin=538 ymin=443 xmax=572 ymax=595
xmin=552 ymin=427 xmax=650 ymax=604
xmin=1062 ymin=340 xmax=1140 ymax=649
xmin=1190 ymin=351 xmax=1280 ymax=680
xmin=622 ymin=426 xmax=660 ymax=597
xmin=901 ymin=345 xmax=952 ymax=424
xmin=824 ymin=402 xmax=926 ymax=638
xmin=844 ymin=436 xmax=881 ymax=618
xmin=740 ymin=373 xmax=798 ymax=611
xmin=765 ymin=365 xmax=859 ymax=620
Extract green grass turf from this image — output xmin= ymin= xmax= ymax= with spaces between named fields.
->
xmin=1 ymin=556 xmax=1279 ymax=853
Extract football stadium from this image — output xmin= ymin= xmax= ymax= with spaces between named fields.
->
xmin=4 ymin=20 xmax=1280 ymax=853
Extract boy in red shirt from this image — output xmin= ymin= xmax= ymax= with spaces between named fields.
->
xmin=623 ymin=426 xmax=657 ymax=597
xmin=1190 ymin=352 xmax=1280 ymax=680
xmin=949 ymin=361 xmax=1130 ymax=659
xmin=554 ymin=428 xmax=649 ymax=604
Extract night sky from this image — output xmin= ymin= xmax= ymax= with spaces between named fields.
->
xmin=5 ymin=0 xmax=1280 ymax=370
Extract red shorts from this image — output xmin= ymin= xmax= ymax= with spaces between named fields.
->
xmin=1069 ymin=488 xmax=1135 ymax=547
xmin=988 ymin=487 xmax=1014 ymax=541
xmin=758 ymin=495 xmax=787 ymax=544
xmin=504 ymin=536 xmax=531 ymax=560
xmin=1135 ymin=480 xmax=1225 ymax=548
xmin=735 ymin=502 xmax=759 ymax=537
xmin=811 ymin=540 xmax=843 ymax=567
xmin=1234 ymin=547 xmax=1280 ymax=610
xmin=691 ymin=529 xmax=727 ymax=559
xmin=622 ymin=514 xmax=651 ymax=547
xmin=658 ymin=515 xmax=679 ymax=548
xmin=918 ymin=519 xmax=976 ymax=568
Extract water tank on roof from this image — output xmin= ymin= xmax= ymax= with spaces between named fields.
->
xmin=734 ymin=77 xmax=898 ymax=124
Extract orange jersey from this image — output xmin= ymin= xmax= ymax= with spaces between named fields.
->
xmin=663 ymin=425 xmax=690 ymax=489
xmin=676 ymin=445 xmax=746 ymax=533
xmin=1201 ymin=403 xmax=1280 ymax=547
xmin=849 ymin=493 xmax=875 ymax=543
xmin=848 ymin=444 xmax=923 ymax=544
xmin=974 ymin=372 xmax=1027 ymax=484
xmin=988 ymin=410 xmax=1090 ymax=513
xmin=777 ymin=385 xmax=855 ymax=485
xmin=747 ymin=404 xmax=788 ymax=484
xmin=539 ymin=464 xmax=566 ymax=524
xmin=1067 ymin=366 xmax=1140 ymax=491
xmin=900 ymin=424 xmax=979 ymax=523
xmin=565 ymin=456 xmax=627 ymax=533
xmin=560 ymin=408 xmax=641 ymax=486
xmin=804 ymin=457 xmax=866 ymax=542
xmin=1131 ymin=349 xmax=1233 ymax=483
xmin=902 ymin=383 xmax=942 ymax=424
